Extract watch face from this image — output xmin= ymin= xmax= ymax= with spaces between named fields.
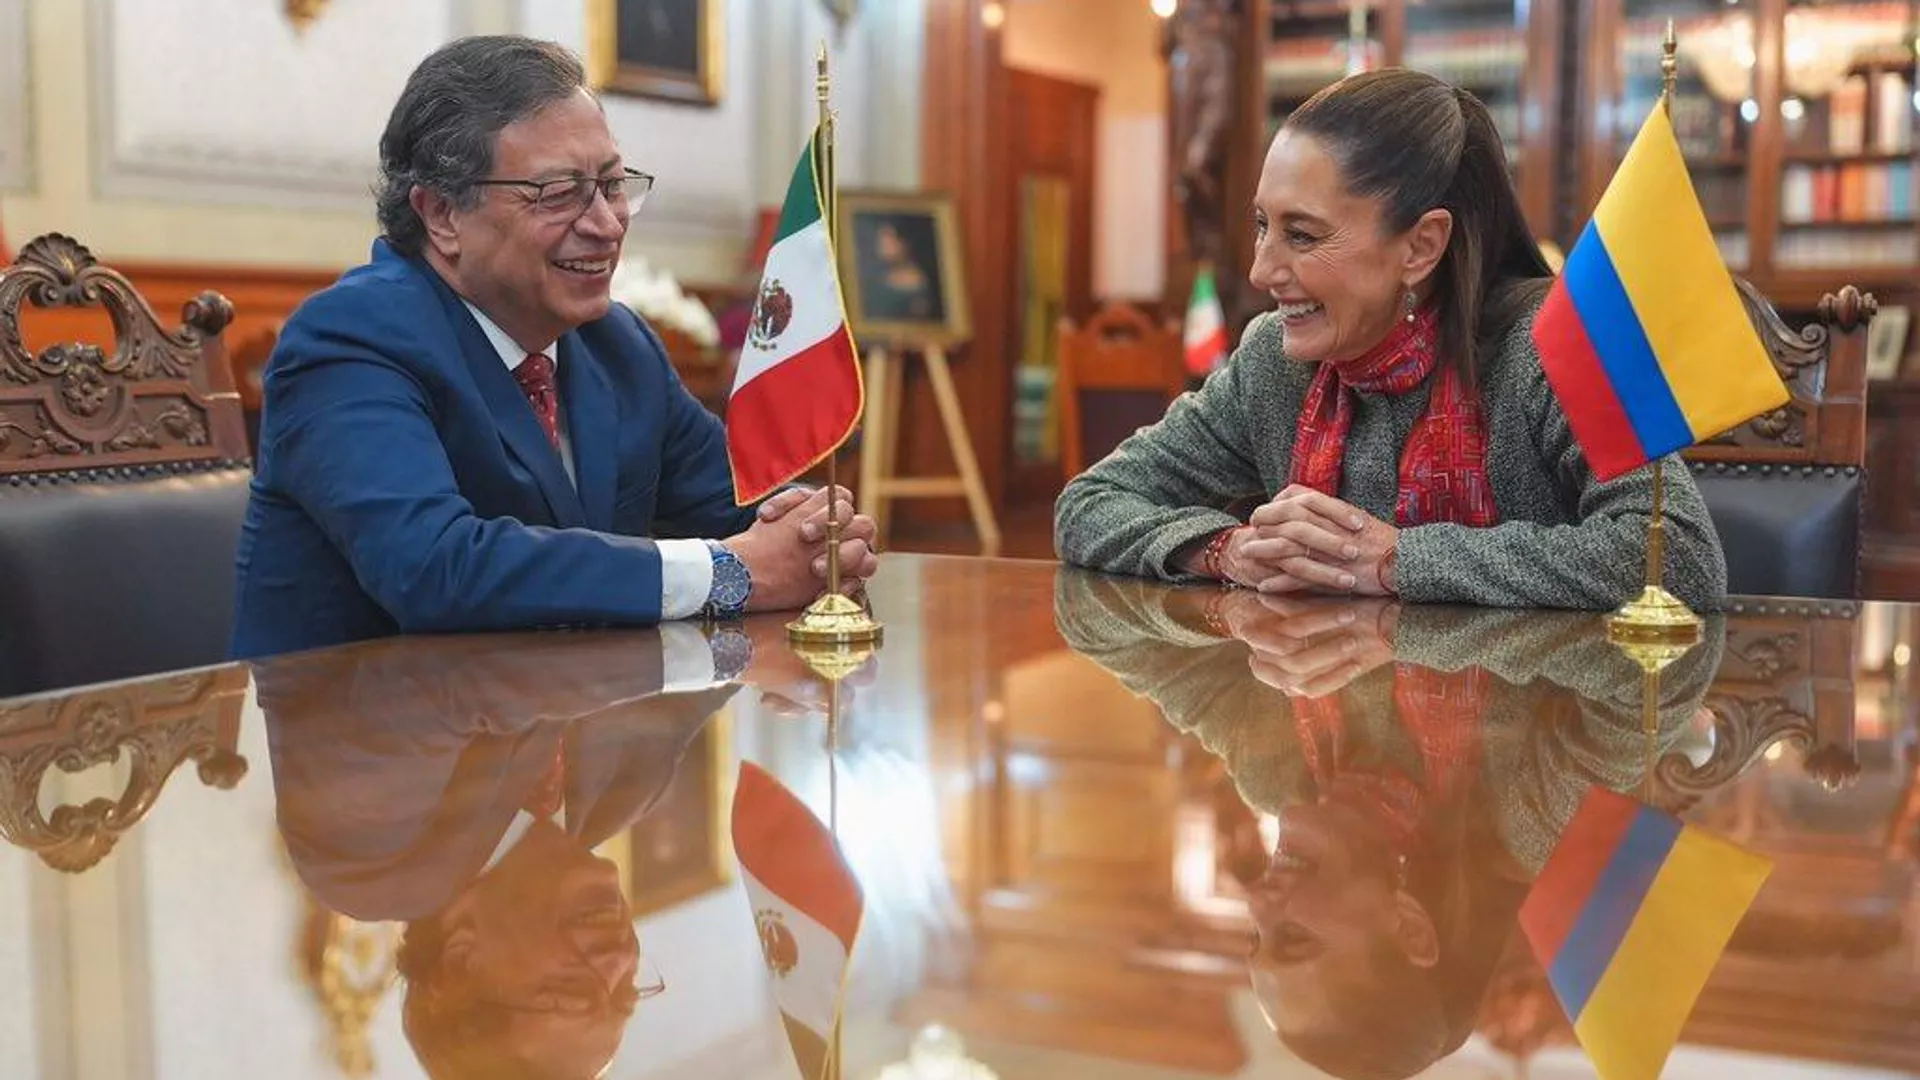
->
xmin=712 ymin=555 xmax=752 ymax=610
xmin=709 ymin=629 xmax=753 ymax=679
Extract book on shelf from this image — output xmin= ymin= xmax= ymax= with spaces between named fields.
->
xmin=1781 ymin=161 xmax=1913 ymax=224
xmin=1777 ymin=229 xmax=1919 ymax=269
xmin=1874 ymin=71 xmax=1911 ymax=154
xmin=1830 ymin=75 xmax=1868 ymax=155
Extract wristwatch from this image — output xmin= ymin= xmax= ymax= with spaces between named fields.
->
xmin=703 ymin=625 xmax=754 ymax=681
xmin=702 ymin=541 xmax=752 ymax=621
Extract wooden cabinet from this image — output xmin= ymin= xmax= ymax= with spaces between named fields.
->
xmin=1256 ymin=0 xmax=1560 ymax=234
xmin=1866 ymin=382 xmax=1920 ymax=597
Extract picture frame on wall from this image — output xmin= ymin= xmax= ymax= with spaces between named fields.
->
xmin=587 ymin=0 xmax=724 ymax=107
xmin=595 ymin=709 xmax=736 ymax=918
xmin=838 ymin=189 xmax=973 ymax=348
xmin=1868 ymin=303 xmax=1910 ymax=382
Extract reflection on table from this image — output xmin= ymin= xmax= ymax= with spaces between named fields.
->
xmin=0 ymin=555 xmax=1914 ymax=1079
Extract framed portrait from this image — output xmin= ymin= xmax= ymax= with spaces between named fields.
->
xmin=596 ymin=709 xmax=735 ymax=918
xmin=1867 ymin=303 xmax=1910 ymax=382
xmin=587 ymin=0 xmax=724 ymax=107
xmin=837 ymin=190 xmax=973 ymax=348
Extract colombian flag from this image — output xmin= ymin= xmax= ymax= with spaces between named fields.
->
xmin=1532 ymin=105 xmax=1787 ymax=482
xmin=1519 ymin=787 xmax=1772 ymax=1080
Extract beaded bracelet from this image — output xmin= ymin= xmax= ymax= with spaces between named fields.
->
xmin=1201 ymin=526 xmax=1244 ymax=583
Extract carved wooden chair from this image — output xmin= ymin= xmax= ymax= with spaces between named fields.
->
xmin=1056 ymin=303 xmax=1188 ymax=479
xmin=0 ymin=234 xmax=253 ymax=698
xmin=0 ymin=666 xmax=248 ymax=871
xmin=1681 ymin=284 xmax=1873 ymax=599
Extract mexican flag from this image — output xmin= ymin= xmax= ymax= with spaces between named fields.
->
xmin=1183 ymin=266 xmax=1228 ymax=376
xmin=732 ymin=760 xmax=863 ymax=1080
xmin=727 ymin=127 xmax=864 ymax=504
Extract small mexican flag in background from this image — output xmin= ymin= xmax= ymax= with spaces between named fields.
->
xmin=1183 ymin=265 xmax=1228 ymax=376
xmin=726 ymin=125 xmax=864 ymax=505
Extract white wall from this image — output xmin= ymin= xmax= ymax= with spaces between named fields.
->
xmin=0 ymin=0 xmax=921 ymax=285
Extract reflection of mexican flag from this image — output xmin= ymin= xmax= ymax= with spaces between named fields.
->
xmin=1183 ymin=266 xmax=1228 ymax=376
xmin=726 ymin=125 xmax=864 ymax=505
xmin=733 ymin=761 xmax=863 ymax=1080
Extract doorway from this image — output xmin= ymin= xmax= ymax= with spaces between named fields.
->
xmin=1003 ymin=67 xmax=1099 ymax=506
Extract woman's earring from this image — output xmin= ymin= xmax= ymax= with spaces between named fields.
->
xmin=1403 ymin=288 xmax=1418 ymax=324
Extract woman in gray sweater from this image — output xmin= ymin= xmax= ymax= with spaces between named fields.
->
xmin=1054 ymin=69 xmax=1727 ymax=611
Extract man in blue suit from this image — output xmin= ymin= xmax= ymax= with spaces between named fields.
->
xmin=232 ymin=36 xmax=878 ymax=659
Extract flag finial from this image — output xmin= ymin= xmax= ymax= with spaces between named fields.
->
xmin=1661 ymin=20 xmax=1678 ymax=109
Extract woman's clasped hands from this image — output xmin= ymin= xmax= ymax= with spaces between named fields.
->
xmin=1216 ymin=485 xmax=1399 ymax=596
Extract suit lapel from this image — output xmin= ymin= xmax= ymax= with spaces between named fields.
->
xmin=443 ymin=295 xmax=587 ymax=527
xmin=558 ymin=334 xmax=618 ymax=532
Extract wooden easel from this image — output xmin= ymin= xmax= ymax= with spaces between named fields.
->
xmin=858 ymin=342 xmax=1002 ymax=556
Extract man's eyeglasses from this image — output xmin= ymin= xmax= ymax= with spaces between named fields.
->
xmin=472 ymin=168 xmax=655 ymax=219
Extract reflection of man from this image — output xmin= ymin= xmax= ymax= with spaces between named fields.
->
xmin=1054 ymin=570 xmax=1722 ymax=1079
xmin=231 ymin=36 xmax=878 ymax=661
xmin=260 ymin=629 xmax=744 ymax=1080
xmin=860 ymin=218 xmax=940 ymax=322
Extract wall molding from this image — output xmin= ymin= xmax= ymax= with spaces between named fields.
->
xmin=84 ymin=0 xmax=448 ymax=213
xmin=0 ymin=0 xmax=32 ymax=192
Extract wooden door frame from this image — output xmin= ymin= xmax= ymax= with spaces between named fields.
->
xmin=1002 ymin=66 xmax=1102 ymax=506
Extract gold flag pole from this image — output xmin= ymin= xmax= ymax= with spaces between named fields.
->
xmin=824 ymin=680 xmax=842 ymax=1080
xmin=1607 ymin=18 xmax=1703 ymax=650
xmin=790 ymin=41 xmax=884 ymax=647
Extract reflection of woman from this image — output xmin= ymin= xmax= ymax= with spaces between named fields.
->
xmin=1054 ymin=69 xmax=1726 ymax=612
xmin=1054 ymin=570 xmax=1723 ymax=1078
xmin=865 ymin=220 xmax=936 ymax=320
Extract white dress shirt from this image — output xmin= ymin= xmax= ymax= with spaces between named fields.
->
xmin=462 ymin=300 xmax=714 ymax=620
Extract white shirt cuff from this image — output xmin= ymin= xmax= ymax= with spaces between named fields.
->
xmin=482 ymin=810 xmax=540 ymax=874
xmin=659 ymin=622 xmax=721 ymax=691
xmin=658 ymin=538 xmax=715 ymax=620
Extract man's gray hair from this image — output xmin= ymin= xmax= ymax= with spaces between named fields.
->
xmin=375 ymin=36 xmax=588 ymax=256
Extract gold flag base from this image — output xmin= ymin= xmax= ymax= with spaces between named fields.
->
xmin=1606 ymin=584 xmax=1701 ymax=666
xmin=787 ymin=591 xmax=885 ymax=650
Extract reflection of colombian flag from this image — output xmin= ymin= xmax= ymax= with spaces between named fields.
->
xmin=1519 ymin=787 xmax=1772 ymax=1080
xmin=1531 ymin=104 xmax=1787 ymax=482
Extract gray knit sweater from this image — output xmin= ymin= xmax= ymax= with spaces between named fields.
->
xmin=1051 ymin=568 xmax=1724 ymax=874
xmin=1054 ymin=303 xmax=1729 ymax=611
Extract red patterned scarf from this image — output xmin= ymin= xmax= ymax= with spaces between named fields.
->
xmin=1291 ymin=665 xmax=1490 ymax=853
xmin=1288 ymin=304 xmax=1498 ymax=527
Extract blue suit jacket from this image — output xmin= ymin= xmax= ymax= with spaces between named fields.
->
xmin=230 ymin=240 xmax=756 ymax=660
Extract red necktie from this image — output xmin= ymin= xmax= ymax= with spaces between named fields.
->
xmin=512 ymin=353 xmax=562 ymax=451
xmin=526 ymin=746 xmax=565 ymax=820
xmin=511 ymin=353 xmax=566 ymax=822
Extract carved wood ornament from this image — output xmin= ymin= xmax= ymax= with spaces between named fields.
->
xmin=1688 ymin=282 xmax=1874 ymax=463
xmin=0 ymin=233 xmax=249 ymax=479
xmin=0 ymin=668 xmax=249 ymax=872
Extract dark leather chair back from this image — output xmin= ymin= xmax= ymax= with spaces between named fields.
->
xmin=1683 ymin=284 xmax=1873 ymax=600
xmin=0 ymin=234 xmax=252 ymax=698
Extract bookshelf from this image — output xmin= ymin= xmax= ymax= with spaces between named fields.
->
xmin=1773 ymin=6 xmax=1916 ymax=271
xmin=1207 ymin=0 xmax=1561 ymax=313
xmin=1580 ymin=0 xmax=1920 ymax=298
xmin=1190 ymin=0 xmax=1919 ymax=347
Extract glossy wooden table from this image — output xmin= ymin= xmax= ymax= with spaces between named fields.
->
xmin=1 ymin=555 xmax=1916 ymax=1080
